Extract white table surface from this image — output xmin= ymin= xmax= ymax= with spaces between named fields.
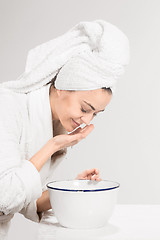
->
xmin=37 ymin=204 xmax=160 ymax=240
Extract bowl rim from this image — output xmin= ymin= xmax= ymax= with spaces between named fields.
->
xmin=46 ymin=179 xmax=120 ymax=192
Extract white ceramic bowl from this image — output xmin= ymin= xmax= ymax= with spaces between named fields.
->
xmin=46 ymin=179 xmax=120 ymax=229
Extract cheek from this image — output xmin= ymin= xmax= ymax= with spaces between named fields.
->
xmin=59 ymin=97 xmax=80 ymax=120
xmin=58 ymin=99 xmax=82 ymax=131
xmin=59 ymin=92 xmax=85 ymax=124
xmin=68 ymin=106 xmax=81 ymax=119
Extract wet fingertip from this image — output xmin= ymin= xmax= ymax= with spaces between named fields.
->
xmin=95 ymin=169 xmax=99 ymax=174
xmin=96 ymin=177 xmax=101 ymax=181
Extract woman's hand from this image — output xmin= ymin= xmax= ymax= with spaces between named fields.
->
xmin=30 ymin=124 xmax=94 ymax=172
xmin=36 ymin=190 xmax=51 ymax=213
xmin=75 ymin=168 xmax=102 ymax=181
xmin=53 ymin=124 xmax=94 ymax=152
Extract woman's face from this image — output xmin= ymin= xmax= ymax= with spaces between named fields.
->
xmin=49 ymin=86 xmax=112 ymax=132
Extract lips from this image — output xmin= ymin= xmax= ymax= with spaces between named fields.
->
xmin=72 ymin=119 xmax=80 ymax=127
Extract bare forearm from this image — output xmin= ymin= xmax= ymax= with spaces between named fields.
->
xmin=29 ymin=139 xmax=58 ymax=172
xmin=29 ymin=140 xmax=56 ymax=213
xmin=36 ymin=190 xmax=51 ymax=213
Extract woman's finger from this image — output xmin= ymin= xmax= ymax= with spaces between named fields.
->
xmin=80 ymin=168 xmax=97 ymax=178
xmin=80 ymin=124 xmax=94 ymax=138
xmin=96 ymin=177 xmax=102 ymax=181
xmin=91 ymin=174 xmax=97 ymax=180
xmin=67 ymin=131 xmax=84 ymax=143
xmin=75 ymin=168 xmax=101 ymax=180
xmin=87 ymin=173 xmax=92 ymax=180
xmin=69 ymin=127 xmax=82 ymax=135
xmin=67 ymin=125 xmax=94 ymax=145
xmin=69 ymin=124 xmax=94 ymax=136
xmin=95 ymin=168 xmax=99 ymax=174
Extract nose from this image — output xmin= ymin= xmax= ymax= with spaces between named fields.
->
xmin=81 ymin=113 xmax=94 ymax=125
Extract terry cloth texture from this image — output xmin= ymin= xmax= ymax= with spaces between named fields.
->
xmin=0 ymin=83 xmax=67 ymax=237
xmin=0 ymin=19 xmax=130 ymax=95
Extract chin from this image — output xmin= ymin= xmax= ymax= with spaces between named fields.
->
xmin=66 ymin=124 xmax=77 ymax=132
xmin=64 ymin=126 xmax=75 ymax=133
xmin=66 ymin=121 xmax=78 ymax=132
xmin=58 ymin=119 xmax=74 ymax=133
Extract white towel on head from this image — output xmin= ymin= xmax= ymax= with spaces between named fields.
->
xmin=0 ymin=19 xmax=130 ymax=95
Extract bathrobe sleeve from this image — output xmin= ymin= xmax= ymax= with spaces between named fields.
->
xmin=0 ymin=92 xmax=42 ymax=223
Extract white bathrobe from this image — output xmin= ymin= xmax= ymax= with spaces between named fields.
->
xmin=0 ymin=82 xmax=67 ymax=238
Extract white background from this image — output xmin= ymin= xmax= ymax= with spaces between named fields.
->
xmin=0 ymin=0 xmax=160 ymax=239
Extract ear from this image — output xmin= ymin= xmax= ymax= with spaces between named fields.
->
xmin=56 ymin=89 xmax=69 ymax=98
xmin=56 ymin=89 xmax=63 ymax=97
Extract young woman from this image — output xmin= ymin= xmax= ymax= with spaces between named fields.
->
xmin=35 ymin=74 xmax=112 ymax=216
xmin=0 ymin=19 xmax=129 ymax=237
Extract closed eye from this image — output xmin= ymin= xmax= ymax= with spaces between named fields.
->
xmin=81 ymin=108 xmax=97 ymax=116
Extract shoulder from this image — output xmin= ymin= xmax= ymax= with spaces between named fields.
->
xmin=0 ymin=88 xmax=18 ymax=99
xmin=0 ymin=89 xmax=24 ymax=139
xmin=0 ymin=88 xmax=23 ymax=123
xmin=0 ymin=88 xmax=22 ymax=107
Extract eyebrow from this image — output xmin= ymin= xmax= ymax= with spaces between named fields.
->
xmin=83 ymin=101 xmax=105 ymax=112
